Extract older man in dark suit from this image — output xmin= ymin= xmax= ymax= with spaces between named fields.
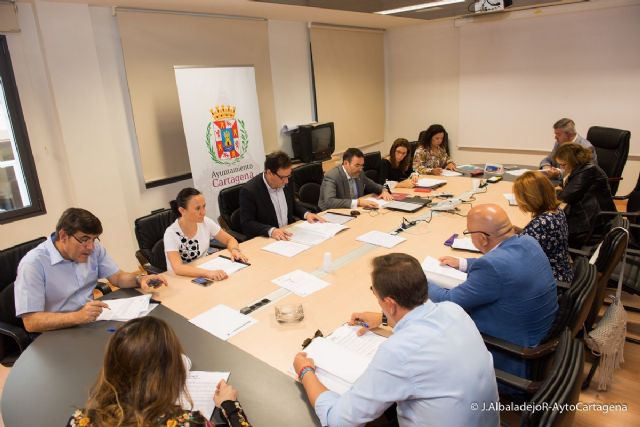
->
xmin=239 ymin=151 xmax=323 ymax=240
xmin=318 ymin=148 xmax=393 ymax=211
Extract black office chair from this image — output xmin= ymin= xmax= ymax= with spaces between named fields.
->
xmin=500 ymin=329 xmax=584 ymax=427
xmin=134 ymin=208 xmax=176 ymax=274
xmin=218 ymin=183 xmax=248 ymax=242
xmin=364 ymin=151 xmax=382 ymax=183
xmin=587 ymin=126 xmax=631 ymax=195
xmin=292 ymin=161 xmax=324 ymax=212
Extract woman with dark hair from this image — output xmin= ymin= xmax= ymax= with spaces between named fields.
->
xmin=164 ymin=188 xmax=247 ymax=281
xmin=379 ymin=138 xmax=414 ymax=184
xmin=555 ymin=143 xmax=616 ymax=247
xmin=412 ymin=124 xmax=456 ymax=175
xmin=513 ymin=171 xmax=573 ymax=283
xmin=67 ymin=317 xmax=252 ymax=427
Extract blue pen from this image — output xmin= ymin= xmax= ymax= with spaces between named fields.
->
xmin=356 ymin=318 xmax=369 ymax=329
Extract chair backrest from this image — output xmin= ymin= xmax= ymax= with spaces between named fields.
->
xmin=299 ymin=182 xmax=321 ymax=206
xmin=587 ymin=126 xmax=631 ymax=195
xmin=364 ymin=151 xmax=382 ymax=183
xmin=522 ymin=329 xmax=584 ymax=427
xmin=134 ymin=209 xmax=175 ymax=272
xmin=0 ymin=236 xmax=47 ymax=292
xmin=292 ymin=162 xmax=324 ymax=196
xmin=565 ymin=256 xmax=598 ymax=337
xmin=586 ymin=226 xmax=629 ymax=330
xmin=218 ymin=183 xmax=244 ymax=229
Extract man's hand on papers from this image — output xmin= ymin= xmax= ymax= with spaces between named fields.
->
xmin=358 ymin=198 xmax=379 ymax=209
xmin=293 ymin=352 xmax=316 ymax=377
xmin=77 ymin=300 xmax=110 ymax=324
xmin=349 ymin=311 xmax=383 ymax=336
xmin=214 ymin=379 xmax=237 ymax=407
xmin=306 ymin=213 xmax=326 ymax=223
xmin=272 ymin=228 xmax=293 ymax=241
xmin=379 ymin=191 xmax=394 ymax=201
xmin=438 ymin=256 xmax=460 ymax=270
xmin=139 ymin=274 xmax=167 ymax=292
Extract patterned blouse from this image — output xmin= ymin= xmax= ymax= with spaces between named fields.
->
xmin=521 ymin=210 xmax=574 ymax=283
xmin=412 ymin=146 xmax=454 ymax=174
xmin=67 ymin=401 xmax=252 ymax=427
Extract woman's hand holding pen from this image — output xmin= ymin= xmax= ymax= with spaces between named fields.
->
xmin=349 ymin=312 xmax=383 ymax=336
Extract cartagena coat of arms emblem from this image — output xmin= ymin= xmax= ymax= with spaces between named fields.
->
xmin=205 ymin=105 xmax=249 ymax=165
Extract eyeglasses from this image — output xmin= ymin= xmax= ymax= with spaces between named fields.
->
xmin=275 ymin=172 xmax=292 ymax=180
xmin=302 ymin=329 xmax=323 ymax=349
xmin=71 ymin=234 xmax=100 ymax=246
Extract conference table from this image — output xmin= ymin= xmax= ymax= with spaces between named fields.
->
xmin=2 ymin=169 xmax=534 ymax=427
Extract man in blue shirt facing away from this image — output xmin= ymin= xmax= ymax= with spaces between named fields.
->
xmin=293 ymin=253 xmax=500 ymax=427
xmin=430 ymin=204 xmax=558 ymax=378
xmin=14 ymin=208 xmax=166 ymax=333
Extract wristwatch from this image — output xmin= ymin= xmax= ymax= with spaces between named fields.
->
xmin=381 ymin=313 xmax=388 ymax=326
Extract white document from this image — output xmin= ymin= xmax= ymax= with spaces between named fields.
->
xmin=421 ymin=256 xmax=468 ymax=289
xmin=272 ymin=269 xmax=330 ymax=297
xmin=98 ymin=294 xmax=152 ymax=322
xmin=506 ymin=169 xmax=530 ymax=177
xmin=451 ymin=237 xmax=481 ymax=252
xmin=440 ymin=170 xmax=463 ymax=177
xmin=503 ymin=193 xmax=518 ymax=206
xmin=322 ymin=212 xmax=354 ymax=224
xmin=262 ymin=240 xmax=310 ymax=257
xmin=304 ymin=325 xmax=386 ymax=394
xmin=417 ymin=178 xmax=447 ymax=188
xmin=364 ymin=197 xmax=391 ymax=208
xmin=182 ymin=371 xmax=230 ymax=420
xmin=288 ymin=228 xmax=330 ymax=246
xmin=357 ymin=231 xmax=406 ymax=248
xmin=295 ymin=221 xmax=349 ymax=237
xmin=199 ymin=256 xmax=248 ymax=275
xmin=190 ymin=304 xmax=257 ymax=340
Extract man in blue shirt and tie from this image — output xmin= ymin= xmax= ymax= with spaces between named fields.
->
xmin=293 ymin=253 xmax=499 ymax=427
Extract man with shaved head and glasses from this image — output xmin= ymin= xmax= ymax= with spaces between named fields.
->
xmin=14 ymin=208 xmax=166 ymax=333
xmin=429 ymin=204 xmax=558 ymax=378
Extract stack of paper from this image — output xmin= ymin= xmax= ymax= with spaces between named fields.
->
xmin=199 ymin=256 xmax=248 ymax=275
xmin=272 ymin=270 xmax=330 ymax=297
xmin=417 ymin=178 xmax=447 ymax=188
xmin=303 ymin=325 xmax=386 ymax=394
xmin=440 ymin=170 xmax=463 ymax=177
xmin=357 ymin=231 xmax=406 ymax=248
xmin=503 ymin=193 xmax=518 ymax=206
xmin=421 ymin=256 xmax=467 ymax=289
xmin=190 ymin=304 xmax=257 ymax=340
xmin=263 ymin=222 xmax=349 ymax=256
xmin=451 ymin=237 xmax=481 ymax=252
xmin=97 ymin=294 xmax=156 ymax=321
xmin=180 ymin=371 xmax=230 ymax=420
xmin=262 ymin=240 xmax=310 ymax=257
xmin=323 ymin=212 xmax=354 ymax=225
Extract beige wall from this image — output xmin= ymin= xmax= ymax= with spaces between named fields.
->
xmin=385 ymin=0 xmax=640 ymax=196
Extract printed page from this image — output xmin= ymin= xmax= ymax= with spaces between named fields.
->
xmin=451 ymin=237 xmax=481 ymax=252
xmin=190 ymin=305 xmax=257 ymax=340
xmin=421 ymin=256 xmax=467 ymax=289
xmin=272 ymin=270 xmax=330 ymax=297
xmin=322 ymin=212 xmax=354 ymax=225
xmin=98 ymin=294 xmax=152 ymax=322
xmin=181 ymin=371 xmax=230 ymax=420
xmin=294 ymin=221 xmax=349 ymax=237
xmin=440 ymin=170 xmax=463 ymax=177
xmin=262 ymin=240 xmax=310 ymax=257
xmin=199 ymin=256 xmax=248 ymax=275
xmin=288 ymin=228 xmax=330 ymax=246
xmin=357 ymin=231 xmax=406 ymax=248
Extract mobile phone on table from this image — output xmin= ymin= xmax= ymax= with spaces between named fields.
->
xmin=191 ymin=277 xmax=213 ymax=287
xmin=487 ymin=176 xmax=503 ymax=183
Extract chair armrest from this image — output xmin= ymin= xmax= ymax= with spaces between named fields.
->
xmin=569 ymin=247 xmax=592 ymax=257
xmin=607 ymin=177 xmax=623 ymax=183
xmin=142 ymin=265 xmax=164 ymax=275
xmin=482 ymin=333 xmax=560 ymax=359
xmin=226 ymin=229 xmax=248 ymax=243
xmin=556 ymin=280 xmax=570 ymax=291
xmin=0 ymin=320 xmax=33 ymax=353
xmin=94 ymin=281 xmax=112 ymax=295
xmin=495 ymin=368 xmax=540 ymax=394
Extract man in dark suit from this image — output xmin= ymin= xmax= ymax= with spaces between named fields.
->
xmin=239 ymin=151 xmax=323 ymax=240
xmin=318 ymin=148 xmax=393 ymax=211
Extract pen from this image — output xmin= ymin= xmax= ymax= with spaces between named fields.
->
xmin=219 ymin=254 xmax=251 ymax=266
xmin=355 ymin=318 xmax=369 ymax=329
xmin=327 ymin=211 xmax=354 ymax=217
xmin=227 ymin=320 xmax=252 ymax=336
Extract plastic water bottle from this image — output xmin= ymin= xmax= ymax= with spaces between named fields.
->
xmin=323 ymin=252 xmax=332 ymax=273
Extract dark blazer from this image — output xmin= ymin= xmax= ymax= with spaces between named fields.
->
xmin=557 ymin=163 xmax=615 ymax=245
xmin=378 ymin=158 xmax=412 ymax=184
xmin=318 ymin=166 xmax=384 ymax=210
xmin=239 ymin=173 xmax=307 ymax=239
